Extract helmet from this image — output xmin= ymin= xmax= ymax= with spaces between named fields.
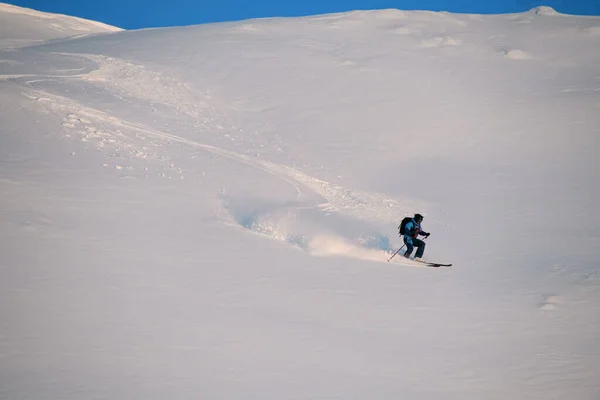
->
xmin=414 ymin=213 xmax=424 ymax=222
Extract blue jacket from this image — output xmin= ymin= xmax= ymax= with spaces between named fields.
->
xmin=403 ymin=219 xmax=429 ymax=244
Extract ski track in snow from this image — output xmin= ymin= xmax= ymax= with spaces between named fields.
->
xmin=9 ymin=52 xmax=421 ymax=258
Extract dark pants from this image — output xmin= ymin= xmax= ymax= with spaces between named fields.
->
xmin=404 ymin=237 xmax=425 ymax=258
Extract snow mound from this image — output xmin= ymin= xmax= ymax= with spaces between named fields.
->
xmin=420 ymin=36 xmax=462 ymax=48
xmin=530 ymin=6 xmax=560 ymax=16
xmin=539 ymin=295 xmax=563 ymax=311
xmin=0 ymin=2 xmax=121 ymax=49
xmin=503 ymin=48 xmax=534 ymax=60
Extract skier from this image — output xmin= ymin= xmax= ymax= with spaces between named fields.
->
xmin=402 ymin=213 xmax=430 ymax=260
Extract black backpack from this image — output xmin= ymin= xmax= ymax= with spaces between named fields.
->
xmin=398 ymin=217 xmax=412 ymax=236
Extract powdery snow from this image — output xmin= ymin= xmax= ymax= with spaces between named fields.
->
xmin=1 ymin=4 xmax=599 ymax=400
xmin=0 ymin=2 xmax=121 ymax=49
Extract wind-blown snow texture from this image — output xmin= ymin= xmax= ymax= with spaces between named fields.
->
xmin=0 ymin=3 xmax=121 ymax=49
xmin=1 ymin=3 xmax=599 ymax=399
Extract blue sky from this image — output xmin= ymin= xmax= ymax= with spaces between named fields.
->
xmin=6 ymin=0 xmax=600 ymax=29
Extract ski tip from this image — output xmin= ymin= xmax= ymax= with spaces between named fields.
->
xmin=423 ymin=262 xmax=452 ymax=267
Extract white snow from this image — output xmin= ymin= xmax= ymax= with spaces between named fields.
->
xmin=0 ymin=3 xmax=121 ymax=49
xmin=1 ymin=2 xmax=599 ymax=399
xmin=531 ymin=6 xmax=561 ymax=16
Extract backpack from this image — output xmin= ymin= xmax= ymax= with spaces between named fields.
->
xmin=398 ymin=217 xmax=412 ymax=236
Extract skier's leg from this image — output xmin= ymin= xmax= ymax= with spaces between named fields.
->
xmin=403 ymin=238 xmax=413 ymax=258
xmin=414 ymin=238 xmax=426 ymax=258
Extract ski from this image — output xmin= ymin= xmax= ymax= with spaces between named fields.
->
xmin=414 ymin=260 xmax=452 ymax=267
xmin=388 ymin=255 xmax=452 ymax=268
xmin=423 ymin=262 xmax=452 ymax=268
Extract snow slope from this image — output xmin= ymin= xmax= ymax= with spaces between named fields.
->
xmin=0 ymin=2 xmax=121 ymax=49
xmin=1 ymin=4 xmax=599 ymax=399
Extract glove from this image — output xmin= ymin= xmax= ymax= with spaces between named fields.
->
xmin=424 ymin=232 xmax=431 ymax=238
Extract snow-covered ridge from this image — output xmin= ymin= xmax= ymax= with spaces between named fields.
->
xmin=0 ymin=2 xmax=121 ymax=49
xmin=0 ymin=2 xmax=121 ymax=31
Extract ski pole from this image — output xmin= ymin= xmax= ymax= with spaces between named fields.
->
xmin=387 ymin=244 xmax=405 ymax=262
xmin=388 ymin=223 xmax=406 ymax=262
